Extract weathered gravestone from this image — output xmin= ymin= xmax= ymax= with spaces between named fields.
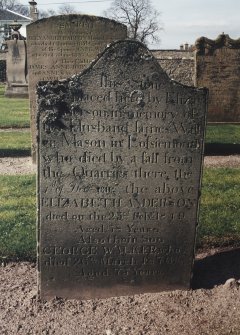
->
xmin=37 ymin=40 xmax=208 ymax=300
xmin=195 ymin=33 xmax=240 ymax=123
xmin=27 ymin=15 xmax=127 ymax=162
xmin=5 ymin=24 xmax=28 ymax=98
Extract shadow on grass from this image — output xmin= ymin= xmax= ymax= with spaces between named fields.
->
xmin=0 ymin=149 xmax=31 ymax=157
xmin=192 ymin=248 xmax=240 ymax=289
xmin=205 ymin=143 xmax=240 ymax=155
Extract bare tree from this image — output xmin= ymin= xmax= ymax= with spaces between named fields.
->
xmin=58 ymin=4 xmax=77 ymax=14
xmin=38 ymin=8 xmax=56 ymax=19
xmin=104 ymin=0 xmax=162 ymax=45
xmin=39 ymin=4 xmax=78 ymax=18
xmin=0 ymin=0 xmax=29 ymax=16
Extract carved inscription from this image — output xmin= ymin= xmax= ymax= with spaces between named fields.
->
xmin=27 ymin=15 xmax=127 ymax=161
xmin=37 ymin=40 xmax=207 ymax=299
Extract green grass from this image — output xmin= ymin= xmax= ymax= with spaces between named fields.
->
xmin=0 ymin=175 xmax=36 ymax=261
xmin=0 ymin=85 xmax=30 ymax=128
xmin=205 ymin=124 xmax=240 ymax=144
xmin=198 ymin=168 xmax=240 ymax=248
xmin=0 ymin=131 xmax=31 ymax=156
xmin=0 ymin=169 xmax=239 ymax=260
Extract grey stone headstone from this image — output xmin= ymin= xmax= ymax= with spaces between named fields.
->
xmin=27 ymin=15 xmax=127 ymax=162
xmin=5 ymin=39 xmax=28 ymax=98
xmin=37 ymin=40 xmax=207 ymax=300
xmin=195 ymin=33 xmax=240 ymax=122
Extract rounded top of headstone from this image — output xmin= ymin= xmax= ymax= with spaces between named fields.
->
xmin=67 ymin=39 xmax=170 ymax=84
xmin=28 ymin=14 xmax=127 ymax=30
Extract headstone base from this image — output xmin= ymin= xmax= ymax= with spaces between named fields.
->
xmin=5 ymin=83 xmax=29 ymax=98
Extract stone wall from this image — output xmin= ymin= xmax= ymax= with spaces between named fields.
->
xmin=151 ymin=50 xmax=195 ymax=86
xmin=195 ymin=34 xmax=240 ymax=122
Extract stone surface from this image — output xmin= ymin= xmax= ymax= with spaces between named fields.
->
xmin=5 ymin=39 xmax=28 ymax=98
xmin=152 ymin=49 xmax=195 ymax=86
xmin=37 ymin=40 xmax=207 ymax=300
xmin=1 ymin=261 xmax=240 ymax=335
xmin=195 ymin=33 xmax=240 ymax=123
xmin=27 ymin=15 xmax=127 ymax=162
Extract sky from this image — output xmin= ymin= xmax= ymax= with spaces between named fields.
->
xmin=33 ymin=0 xmax=240 ymax=49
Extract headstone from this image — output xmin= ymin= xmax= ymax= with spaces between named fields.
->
xmin=37 ymin=40 xmax=207 ymax=300
xmin=195 ymin=33 xmax=240 ymax=123
xmin=5 ymin=23 xmax=28 ymax=98
xmin=27 ymin=15 xmax=127 ymax=162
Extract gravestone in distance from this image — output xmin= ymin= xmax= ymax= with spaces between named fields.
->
xmin=5 ymin=24 xmax=28 ymax=98
xmin=195 ymin=33 xmax=240 ymax=122
xmin=27 ymin=15 xmax=127 ymax=162
xmin=37 ymin=40 xmax=208 ymax=300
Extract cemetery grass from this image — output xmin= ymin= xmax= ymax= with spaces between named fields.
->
xmin=0 ymin=131 xmax=31 ymax=156
xmin=198 ymin=168 xmax=240 ymax=249
xmin=0 ymin=85 xmax=29 ymax=128
xmin=205 ymin=124 xmax=240 ymax=144
xmin=0 ymin=169 xmax=239 ymax=261
xmin=0 ymin=175 xmax=36 ymax=261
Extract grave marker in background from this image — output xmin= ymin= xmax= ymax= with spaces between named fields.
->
xmin=27 ymin=15 xmax=127 ymax=161
xmin=37 ymin=40 xmax=207 ymax=300
xmin=5 ymin=24 xmax=28 ymax=98
xmin=195 ymin=33 xmax=240 ymax=123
